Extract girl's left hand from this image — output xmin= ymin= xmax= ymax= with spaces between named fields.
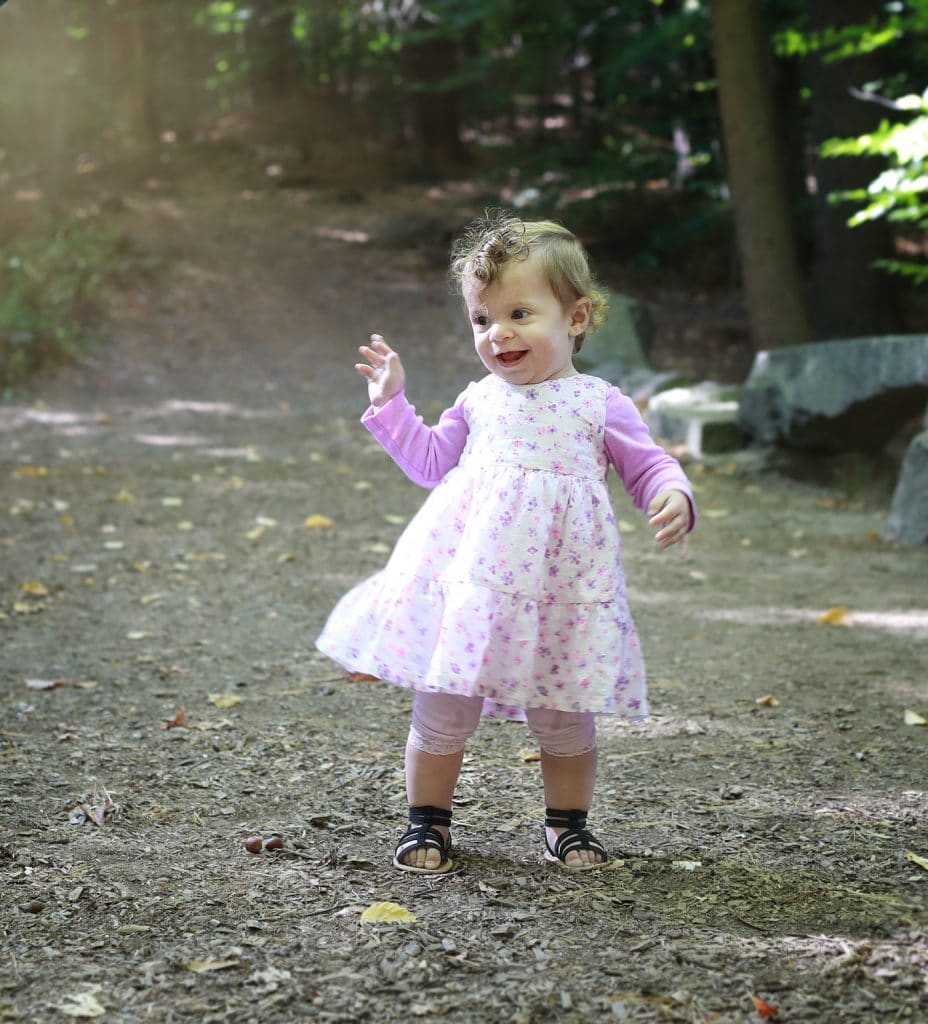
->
xmin=647 ymin=490 xmax=692 ymax=549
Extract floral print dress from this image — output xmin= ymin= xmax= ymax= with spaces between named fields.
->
xmin=316 ymin=373 xmax=694 ymax=720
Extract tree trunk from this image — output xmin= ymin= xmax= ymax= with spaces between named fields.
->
xmin=710 ymin=0 xmax=811 ymax=350
xmin=399 ymin=28 xmax=468 ymax=179
xmin=805 ymin=0 xmax=899 ymax=337
xmin=110 ymin=0 xmax=160 ymax=151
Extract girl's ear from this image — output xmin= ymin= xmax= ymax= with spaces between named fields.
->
xmin=569 ymin=296 xmax=593 ymax=336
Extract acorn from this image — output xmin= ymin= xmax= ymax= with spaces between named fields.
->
xmin=243 ymin=835 xmax=263 ymax=854
xmin=263 ymin=835 xmax=284 ymax=851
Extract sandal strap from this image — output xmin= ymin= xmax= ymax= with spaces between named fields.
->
xmin=545 ymin=807 xmax=608 ymax=863
xmin=395 ymin=805 xmax=452 ymax=865
xmin=545 ymin=807 xmax=588 ymax=830
xmin=408 ymin=804 xmax=452 ymax=828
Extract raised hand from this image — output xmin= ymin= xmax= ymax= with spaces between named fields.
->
xmin=647 ymin=489 xmax=692 ymax=549
xmin=356 ymin=334 xmax=406 ymax=408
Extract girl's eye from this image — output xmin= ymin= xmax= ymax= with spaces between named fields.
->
xmin=512 ymin=309 xmax=527 ymax=320
xmin=473 ymin=315 xmax=488 ymax=327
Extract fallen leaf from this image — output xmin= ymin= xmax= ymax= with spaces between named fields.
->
xmin=245 ymin=525 xmax=266 ymax=541
xmin=905 ymin=850 xmax=928 ymax=871
xmin=161 ymin=706 xmax=187 ymax=729
xmin=13 ymin=464 xmax=49 ymax=478
xmin=751 ymin=994 xmax=779 ymax=1019
xmin=518 ymin=746 xmax=541 ymax=762
xmin=177 ymin=521 xmax=195 ymax=532
xmin=703 ymin=508 xmax=730 ymax=518
xmin=672 ymin=860 xmax=702 ymax=871
xmin=20 ymin=581 xmax=51 ymax=596
xmin=354 ymin=480 xmax=373 ymax=490
xmin=185 ymin=959 xmax=240 ymax=973
xmin=383 ymin=514 xmax=407 ymax=525
xmin=360 ymin=901 xmax=417 ymax=924
xmin=140 ymin=593 xmax=163 ymax=606
xmin=304 ymin=514 xmax=334 ymax=529
xmin=112 ymin=489 xmax=136 ymax=504
xmin=58 ymin=990 xmax=105 ymax=1018
xmin=161 ymin=496 xmax=184 ymax=506
xmin=364 ymin=542 xmax=391 ymax=554
xmin=256 ymin=515 xmax=277 ymax=527
xmin=903 ymin=709 xmax=927 ymax=726
xmin=25 ymin=678 xmax=65 ymax=690
xmin=348 ymin=672 xmax=378 ymax=682
xmin=126 ymin=631 xmax=149 ymax=640
xmin=755 ymin=695 xmax=780 ymax=707
xmin=13 ymin=600 xmax=45 ymax=615
xmin=208 ymin=693 xmax=242 ymax=709
xmin=189 ymin=718 xmax=234 ymax=731
xmin=817 ymin=606 xmax=851 ymax=627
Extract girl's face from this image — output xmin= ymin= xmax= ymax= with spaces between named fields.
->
xmin=466 ymin=256 xmax=591 ymax=385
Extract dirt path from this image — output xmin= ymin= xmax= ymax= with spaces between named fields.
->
xmin=2 ymin=183 xmax=926 ymax=1023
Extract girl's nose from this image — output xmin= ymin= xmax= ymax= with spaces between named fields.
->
xmin=489 ymin=320 xmax=513 ymax=342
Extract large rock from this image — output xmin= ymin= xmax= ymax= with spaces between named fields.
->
xmin=738 ymin=335 xmax=928 ymax=452
xmin=885 ymin=428 xmax=928 ymax=545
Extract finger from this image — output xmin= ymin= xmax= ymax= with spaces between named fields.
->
xmin=370 ymin=335 xmax=392 ymax=352
xmin=355 ymin=363 xmax=376 ymax=380
xmin=358 ymin=345 xmax=386 ymax=364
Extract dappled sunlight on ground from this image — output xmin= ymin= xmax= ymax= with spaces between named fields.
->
xmin=694 ymin=605 xmax=928 ymax=639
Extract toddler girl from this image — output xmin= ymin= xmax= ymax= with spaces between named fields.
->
xmin=317 ymin=210 xmax=695 ymax=873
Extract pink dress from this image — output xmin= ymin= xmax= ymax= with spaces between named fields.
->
xmin=316 ymin=373 xmax=694 ymax=720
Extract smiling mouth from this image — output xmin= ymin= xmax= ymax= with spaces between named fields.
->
xmin=497 ymin=351 xmax=527 ymax=366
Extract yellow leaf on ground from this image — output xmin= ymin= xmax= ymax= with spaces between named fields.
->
xmin=13 ymin=465 xmax=49 ymax=478
xmin=817 ymin=606 xmax=851 ymax=626
xmin=905 ymin=850 xmax=928 ymax=871
xmin=903 ymin=709 xmax=927 ymax=726
xmin=112 ymin=490 xmax=136 ymax=504
xmin=20 ymin=581 xmax=51 ymax=596
xmin=304 ymin=514 xmax=334 ymax=529
xmin=185 ymin=959 xmax=240 ymax=973
xmin=245 ymin=525 xmax=265 ymax=541
xmin=208 ymin=693 xmax=242 ymax=709
xmin=360 ymin=901 xmax=417 ymax=924
xmin=518 ymin=746 xmax=542 ymax=762
xmin=755 ymin=695 xmax=780 ymax=707
xmin=13 ymin=601 xmax=44 ymax=614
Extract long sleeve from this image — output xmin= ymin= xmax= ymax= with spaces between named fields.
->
xmin=361 ymin=387 xmax=471 ymax=489
xmin=604 ymin=387 xmax=697 ymax=529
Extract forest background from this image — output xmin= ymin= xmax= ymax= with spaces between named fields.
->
xmin=0 ymin=0 xmax=927 ymax=390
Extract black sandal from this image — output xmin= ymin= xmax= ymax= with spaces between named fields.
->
xmin=393 ymin=805 xmax=453 ymax=874
xmin=544 ymin=808 xmax=609 ymax=870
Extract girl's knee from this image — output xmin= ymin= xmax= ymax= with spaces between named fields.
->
xmin=409 ymin=690 xmax=483 ymax=756
xmin=525 ymin=708 xmax=597 ymax=757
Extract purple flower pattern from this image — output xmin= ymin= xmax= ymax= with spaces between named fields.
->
xmin=317 ymin=375 xmax=648 ymax=720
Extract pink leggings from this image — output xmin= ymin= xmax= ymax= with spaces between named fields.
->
xmin=409 ymin=690 xmax=597 ymax=757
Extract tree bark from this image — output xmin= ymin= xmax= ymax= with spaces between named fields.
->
xmin=805 ymin=0 xmax=899 ymax=337
xmin=710 ymin=0 xmax=811 ymax=350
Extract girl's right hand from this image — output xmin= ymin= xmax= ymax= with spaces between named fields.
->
xmin=356 ymin=334 xmax=406 ymax=408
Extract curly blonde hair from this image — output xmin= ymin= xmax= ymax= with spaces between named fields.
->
xmin=449 ymin=209 xmax=608 ymax=352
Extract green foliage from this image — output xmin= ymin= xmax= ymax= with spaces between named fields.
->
xmin=823 ymin=96 xmax=928 ymax=283
xmin=0 ymin=223 xmax=129 ymax=391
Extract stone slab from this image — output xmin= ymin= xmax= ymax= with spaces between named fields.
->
xmin=738 ymin=335 xmax=928 ymax=452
